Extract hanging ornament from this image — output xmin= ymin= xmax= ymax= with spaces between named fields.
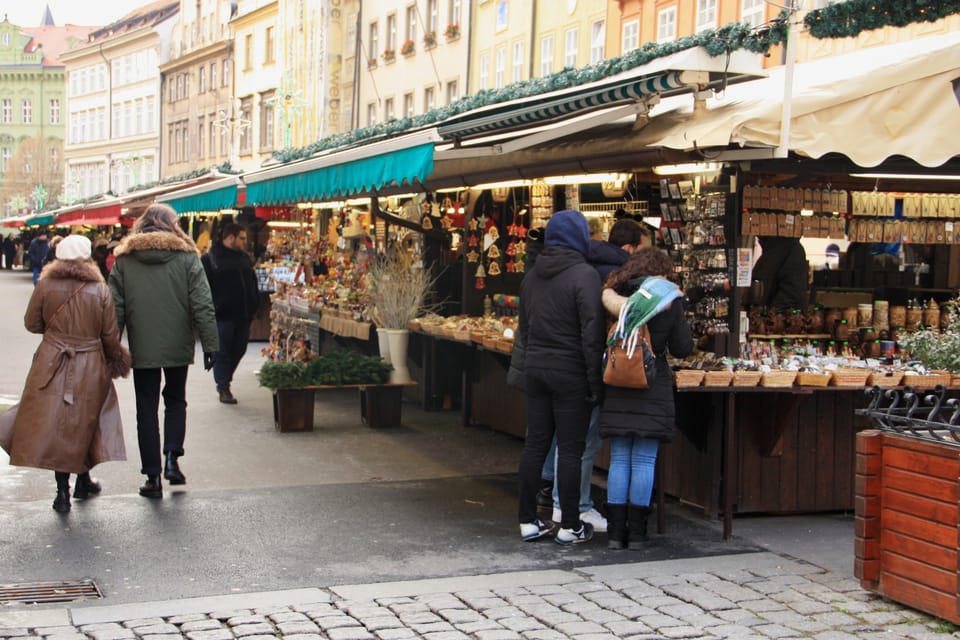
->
xmin=474 ymin=264 xmax=486 ymax=277
xmin=515 ymin=222 xmax=528 ymax=238
xmin=466 ymin=249 xmax=479 ymax=263
xmin=487 ymin=261 xmax=502 ymax=276
xmin=474 ymin=277 xmax=486 ymax=290
xmin=475 ymin=212 xmax=489 ymax=228
xmin=421 ymin=215 xmax=434 ymax=230
xmin=487 ymin=244 xmax=501 ymax=259
xmin=505 ymin=259 xmax=517 ymax=273
xmin=467 ymin=234 xmax=479 ymax=247
xmin=505 ymin=241 xmax=518 ymax=256
xmin=469 ymin=217 xmax=480 ymax=231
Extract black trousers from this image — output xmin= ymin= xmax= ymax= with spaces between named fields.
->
xmin=133 ymin=366 xmax=188 ymax=476
xmin=213 ymin=317 xmax=250 ymax=391
xmin=518 ymin=368 xmax=590 ymax=530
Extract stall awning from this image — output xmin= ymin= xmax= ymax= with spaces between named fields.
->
xmin=80 ymin=203 xmax=122 ymax=226
xmin=25 ymin=212 xmax=55 ymax=227
xmin=157 ymin=177 xmax=241 ymax=214
xmin=436 ymin=47 xmax=764 ymax=142
xmin=632 ymin=31 xmax=960 ymax=168
xmin=2 ymin=214 xmax=28 ymax=228
xmin=244 ymin=130 xmax=440 ymax=206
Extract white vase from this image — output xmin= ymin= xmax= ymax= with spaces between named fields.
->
xmin=376 ymin=327 xmax=392 ymax=364
xmin=385 ymin=328 xmax=411 ymax=384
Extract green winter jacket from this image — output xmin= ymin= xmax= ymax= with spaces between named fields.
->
xmin=109 ymin=230 xmax=219 ymax=369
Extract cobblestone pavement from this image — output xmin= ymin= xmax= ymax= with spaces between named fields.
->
xmin=1 ymin=554 xmax=955 ymax=640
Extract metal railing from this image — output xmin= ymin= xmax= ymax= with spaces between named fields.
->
xmin=857 ymin=385 xmax=960 ymax=447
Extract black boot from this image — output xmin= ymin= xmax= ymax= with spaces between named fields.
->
xmin=139 ymin=475 xmax=163 ymax=499
xmin=627 ymin=505 xmax=651 ymax=548
xmin=53 ymin=472 xmax=71 ymax=513
xmin=73 ymin=471 xmax=102 ymax=500
xmin=163 ymin=452 xmax=186 ymax=485
xmin=606 ymin=503 xmax=628 ymax=550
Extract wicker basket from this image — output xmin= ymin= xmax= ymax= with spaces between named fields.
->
xmin=796 ymin=371 xmax=831 ymax=387
xmin=732 ymin=370 xmax=763 ymax=387
xmin=452 ymin=329 xmax=472 ymax=342
xmin=760 ymin=370 xmax=798 ymax=388
xmin=903 ymin=371 xmax=952 ymax=389
xmin=470 ymin=330 xmax=486 ymax=344
xmin=496 ymin=338 xmax=515 ymax=353
xmin=674 ymin=370 xmax=705 ymax=388
xmin=703 ymin=370 xmax=733 ymax=387
xmin=866 ymin=371 xmax=904 ymax=388
xmin=830 ymin=368 xmax=871 ymax=387
xmin=951 ymin=374 xmax=960 ymax=389
xmin=481 ymin=335 xmax=500 ymax=350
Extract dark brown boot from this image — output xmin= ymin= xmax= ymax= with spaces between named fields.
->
xmin=627 ymin=505 xmax=651 ymax=548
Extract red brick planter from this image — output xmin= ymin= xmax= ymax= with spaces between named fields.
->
xmin=855 ymin=429 xmax=960 ymax=623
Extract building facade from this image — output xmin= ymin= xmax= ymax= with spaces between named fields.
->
xmin=0 ymin=16 xmax=93 ymax=215
xmin=60 ymin=1 xmax=179 ymax=201
xmin=359 ymin=0 xmax=468 ymax=127
xmin=160 ymin=0 xmax=236 ymax=178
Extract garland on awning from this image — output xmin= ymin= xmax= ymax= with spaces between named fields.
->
xmin=272 ymin=19 xmax=789 ymax=163
xmin=805 ymin=0 xmax=960 ymax=39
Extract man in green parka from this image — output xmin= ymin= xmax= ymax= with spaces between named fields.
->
xmin=109 ymin=204 xmax=219 ymax=499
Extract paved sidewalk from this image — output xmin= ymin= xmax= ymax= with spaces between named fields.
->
xmin=0 ymin=553 xmax=952 ymax=640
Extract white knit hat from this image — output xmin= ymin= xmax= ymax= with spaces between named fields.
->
xmin=56 ymin=235 xmax=92 ymax=261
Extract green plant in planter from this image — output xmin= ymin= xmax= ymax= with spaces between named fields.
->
xmin=258 ymin=361 xmax=308 ymax=390
xmin=899 ymin=297 xmax=960 ymax=372
xmin=305 ymin=350 xmax=393 ymax=386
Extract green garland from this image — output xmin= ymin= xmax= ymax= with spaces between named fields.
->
xmin=271 ymin=18 xmax=789 ymax=163
xmin=259 ymin=351 xmax=392 ymax=389
xmin=805 ymin=0 xmax=960 ymax=39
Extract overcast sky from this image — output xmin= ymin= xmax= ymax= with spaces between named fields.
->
xmin=3 ymin=0 xmax=149 ymax=28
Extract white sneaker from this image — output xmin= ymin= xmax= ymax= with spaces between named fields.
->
xmin=580 ymin=508 xmax=607 ymax=533
xmin=555 ymin=521 xmax=594 ymax=545
xmin=552 ymin=507 xmax=607 ymax=532
xmin=519 ymin=519 xmax=553 ymax=541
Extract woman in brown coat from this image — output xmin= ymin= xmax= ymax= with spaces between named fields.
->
xmin=0 ymin=235 xmax=131 ymax=513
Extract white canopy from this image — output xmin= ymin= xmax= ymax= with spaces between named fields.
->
xmin=636 ymin=31 xmax=960 ymax=168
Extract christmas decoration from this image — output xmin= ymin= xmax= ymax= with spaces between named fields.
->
xmin=805 ymin=0 xmax=960 ymax=39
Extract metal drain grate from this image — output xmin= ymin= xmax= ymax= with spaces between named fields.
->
xmin=0 ymin=579 xmax=102 ymax=604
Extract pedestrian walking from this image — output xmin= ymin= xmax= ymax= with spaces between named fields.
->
xmin=2 ymin=235 xmax=15 ymax=269
xmin=201 ymin=223 xmax=260 ymax=404
xmin=599 ymin=248 xmax=693 ymax=549
xmin=27 ymin=230 xmax=49 ymax=285
xmin=43 ymin=235 xmax=63 ymax=267
xmin=109 ymin=204 xmax=219 ymax=499
xmin=0 ymin=235 xmax=131 ymax=513
xmin=516 ymin=209 xmax=605 ymax=545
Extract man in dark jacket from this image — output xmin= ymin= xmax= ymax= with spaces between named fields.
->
xmin=202 ymin=223 xmax=260 ymax=404
xmin=27 ymin=231 xmax=49 ymax=285
xmin=751 ymin=236 xmax=808 ymax=310
xmin=539 ymin=217 xmax=644 ymax=532
xmin=517 ymin=210 xmax=605 ymax=545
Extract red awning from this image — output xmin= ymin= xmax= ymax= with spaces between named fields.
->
xmin=81 ymin=204 xmax=122 ymax=226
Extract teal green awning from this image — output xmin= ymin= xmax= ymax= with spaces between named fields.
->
xmin=25 ymin=212 xmax=55 ymax=227
xmin=163 ymin=183 xmax=239 ymax=214
xmin=245 ymin=142 xmax=435 ymax=206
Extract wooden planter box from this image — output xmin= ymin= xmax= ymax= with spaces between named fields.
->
xmin=272 ymin=388 xmax=316 ymax=432
xmin=855 ymin=429 xmax=960 ymax=623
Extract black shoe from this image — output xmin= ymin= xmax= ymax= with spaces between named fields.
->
xmin=139 ymin=475 xmax=163 ymax=499
xmin=73 ymin=472 xmax=102 ymax=500
xmin=163 ymin=452 xmax=186 ymax=485
xmin=53 ymin=488 xmax=71 ymax=513
xmin=536 ymin=485 xmax=553 ymax=509
xmin=218 ymin=388 xmax=238 ymax=404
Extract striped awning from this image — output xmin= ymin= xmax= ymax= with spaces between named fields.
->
xmin=438 ymin=71 xmax=686 ymax=140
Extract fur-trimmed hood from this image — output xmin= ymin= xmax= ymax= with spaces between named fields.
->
xmin=39 ymin=259 xmax=104 ymax=283
xmin=114 ymin=230 xmax=199 ymax=258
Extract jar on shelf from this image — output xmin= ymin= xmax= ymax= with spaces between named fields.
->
xmin=923 ymin=299 xmax=941 ymax=332
xmin=834 ymin=318 xmax=850 ymax=340
xmin=873 ymin=300 xmax=889 ymax=332
xmin=857 ymin=303 xmax=873 ymax=329
xmin=889 ymin=305 xmax=906 ymax=328
xmin=905 ymin=301 xmax=923 ymax=332
xmin=842 ymin=306 xmax=858 ymax=327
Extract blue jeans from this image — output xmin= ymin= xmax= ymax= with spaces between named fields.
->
xmin=544 ymin=405 xmax=600 ymax=513
xmin=607 ymin=435 xmax=659 ymax=506
xmin=213 ymin=317 xmax=250 ymax=391
xmin=32 ymin=265 xmax=41 ymax=285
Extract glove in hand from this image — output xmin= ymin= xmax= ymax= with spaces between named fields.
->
xmin=203 ymin=352 xmax=217 ymax=371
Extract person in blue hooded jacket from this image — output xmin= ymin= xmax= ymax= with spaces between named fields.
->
xmin=516 ymin=210 xmax=605 ymax=545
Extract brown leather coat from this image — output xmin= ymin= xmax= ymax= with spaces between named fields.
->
xmin=0 ymin=259 xmax=131 ymax=473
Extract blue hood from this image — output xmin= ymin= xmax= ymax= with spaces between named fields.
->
xmin=545 ymin=210 xmax=590 ymax=256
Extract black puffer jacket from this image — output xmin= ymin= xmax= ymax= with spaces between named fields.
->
xmin=587 ymin=239 xmax=631 ymax=283
xmin=518 ymin=245 xmax=605 ymax=399
xmin=201 ymin=242 xmax=260 ymax=321
xmin=598 ymin=284 xmax=694 ymax=440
